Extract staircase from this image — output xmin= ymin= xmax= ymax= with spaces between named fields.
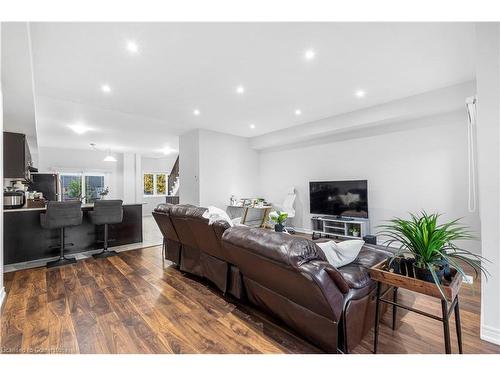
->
xmin=168 ymin=156 xmax=179 ymax=196
xmin=170 ymin=175 xmax=180 ymax=195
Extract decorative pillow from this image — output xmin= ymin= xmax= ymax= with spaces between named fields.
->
xmin=317 ymin=239 xmax=364 ymax=268
xmin=202 ymin=206 xmax=234 ymax=227
xmin=232 ymin=217 xmax=247 ymax=226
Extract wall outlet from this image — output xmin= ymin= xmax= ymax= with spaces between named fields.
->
xmin=463 ymin=275 xmax=474 ymax=284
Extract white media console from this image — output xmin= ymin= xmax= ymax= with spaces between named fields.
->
xmin=311 ymin=216 xmax=370 ymax=240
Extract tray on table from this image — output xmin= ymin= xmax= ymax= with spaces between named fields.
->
xmin=369 ymin=259 xmax=463 ymax=301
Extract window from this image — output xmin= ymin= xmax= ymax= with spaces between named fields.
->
xmin=85 ymin=175 xmax=105 ymax=203
xmin=144 ymin=173 xmax=154 ymax=195
xmin=60 ymin=173 xmax=105 ymax=203
xmin=61 ymin=174 xmax=82 ymax=201
xmin=156 ymin=174 xmax=166 ymax=195
xmin=143 ymin=173 xmax=168 ymax=196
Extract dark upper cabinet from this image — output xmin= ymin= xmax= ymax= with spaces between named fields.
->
xmin=3 ymin=132 xmax=33 ymax=179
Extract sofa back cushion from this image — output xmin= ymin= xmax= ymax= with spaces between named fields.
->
xmin=186 ymin=208 xmax=230 ymax=261
xmin=153 ymin=203 xmax=180 ymax=243
xmin=169 ymin=205 xmax=201 ymax=249
xmin=222 ymin=226 xmax=346 ymax=321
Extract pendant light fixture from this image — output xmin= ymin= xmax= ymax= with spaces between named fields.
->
xmin=103 ymin=148 xmax=117 ymax=162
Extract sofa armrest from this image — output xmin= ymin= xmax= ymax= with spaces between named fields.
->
xmin=323 ymin=263 xmax=350 ymax=294
xmin=299 ymin=259 xmax=349 ymax=321
xmin=212 ymin=220 xmax=231 ymax=240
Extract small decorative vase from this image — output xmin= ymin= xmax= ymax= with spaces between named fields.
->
xmin=275 ymin=224 xmax=285 ymax=232
xmin=352 ymin=231 xmax=359 ymax=237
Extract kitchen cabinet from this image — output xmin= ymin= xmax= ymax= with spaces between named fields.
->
xmin=3 ymin=131 xmax=34 ymax=179
xmin=3 ymin=204 xmax=143 ymax=264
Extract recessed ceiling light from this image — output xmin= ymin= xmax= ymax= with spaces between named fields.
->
xmin=126 ymin=40 xmax=139 ymax=54
xmin=304 ymin=49 xmax=316 ymax=60
xmin=161 ymin=146 xmax=177 ymax=155
xmin=295 ymin=109 xmax=302 ymax=116
xmin=68 ymin=123 xmax=91 ymax=135
xmin=249 ymin=124 xmax=256 ymax=129
xmin=355 ymin=90 xmax=366 ymax=98
xmin=236 ymin=85 xmax=245 ymax=94
xmin=193 ymin=109 xmax=200 ymax=116
xmin=101 ymin=84 xmax=111 ymax=93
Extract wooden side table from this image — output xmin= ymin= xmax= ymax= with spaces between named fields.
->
xmin=369 ymin=261 xmax=463 ymax=354
xmin=227 ymin=205 xmax=272 ymax=227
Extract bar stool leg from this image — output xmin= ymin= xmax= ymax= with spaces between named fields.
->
xmin=93 ymin=223 xmax=118 ymax=258
xmin=46 ymin=227 xmax=77 ymax=268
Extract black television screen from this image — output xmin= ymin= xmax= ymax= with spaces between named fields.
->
xmin=309 ymin=180 xmax=368 ymax=218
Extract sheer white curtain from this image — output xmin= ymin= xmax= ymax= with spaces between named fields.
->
xmin=466 ymin=96 xmax=478 ymax=213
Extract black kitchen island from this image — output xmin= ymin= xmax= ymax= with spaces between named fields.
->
xmin=3 ymin=203 xmax=143 ymax=265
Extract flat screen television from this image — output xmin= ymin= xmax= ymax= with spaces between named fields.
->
xmin=309 ymin=180 xmax=368 ymax=218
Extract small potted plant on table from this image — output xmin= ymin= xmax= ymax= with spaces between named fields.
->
xmin=378 ymin=211 xmax=488 ymax=297
xmin=350 ymin=225 xmax=360 ymax=237
xmin=269 ymin=210 xmax=288 ymax=232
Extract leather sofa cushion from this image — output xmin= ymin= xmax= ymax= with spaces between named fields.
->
xmin=338 ymin=247 xmax=393 ymax=290
xmin=212 ymin=220 xmax=231 ymax=240
xmin=185 ymin=206 xmax=208 ymax=219
xmin=169 ymin=204 xmax=196 ymax=217
xmin=222 ymin=226 xmax=326 ymax=269
xmin=338 ymin=264 xmax=372 ymax=289
xmin=352 ymin=247 xmax=393 ymax=268
xmin=155 ymin=203 xmax=173 ymax=213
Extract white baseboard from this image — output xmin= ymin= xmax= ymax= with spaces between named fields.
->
xmin=295 ymin=227 xmax=313 ymax=234
xmin=481 ymin=324 xmax=500 ymax=345
xmin=0 ymin=287 xmax=5 ymax=309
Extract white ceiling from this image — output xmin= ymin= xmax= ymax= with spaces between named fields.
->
xmin=1 ymin=23 xmax=38 ymax=156
xmin=24 ymin=22 xmax=475 ymax=155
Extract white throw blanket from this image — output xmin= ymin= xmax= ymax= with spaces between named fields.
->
xmin=316 ymin=239 xmax=364 ymax=268
xmin=202 ymin=206 xmax=241 ymax=227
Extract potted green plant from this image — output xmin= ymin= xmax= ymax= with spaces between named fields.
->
xmin=269 ymin=210 xmax=288 ymax=232
xmin=378 ymin=211 xmax=489 ymax=298
xmin=350 ymin=226 xmax=360 ymax=237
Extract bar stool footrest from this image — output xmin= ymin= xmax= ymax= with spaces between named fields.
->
xmin=96 ymin=239 xmax=117 ymax=244
xmin=93 ymin=250 xmax=118 ymax=259
xmin=46 ymin=256 xmax=77 ymax=268
xmin=49 ymin=243 xmax=75 ymax=250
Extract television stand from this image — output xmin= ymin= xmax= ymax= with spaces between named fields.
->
xmin=311 ymin=216 xmax=370 ymax=241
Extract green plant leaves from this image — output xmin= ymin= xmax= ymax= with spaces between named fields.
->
xmin=378 ymin=211 xmax=488 ymax=290
xmin=269 ymin=210 xmax=288 ymax=225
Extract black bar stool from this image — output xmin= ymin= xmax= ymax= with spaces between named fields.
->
xmin=89 ymin=199 xmax=123 ymax=258
xmin=41 ymin=201 xmax=83 ymax=268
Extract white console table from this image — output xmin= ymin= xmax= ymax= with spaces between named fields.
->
xmin=311 ymin=216 xmax=370 ymax=240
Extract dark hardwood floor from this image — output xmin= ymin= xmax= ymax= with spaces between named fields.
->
xmin=1 ymin=245 xmax=499 ymax=354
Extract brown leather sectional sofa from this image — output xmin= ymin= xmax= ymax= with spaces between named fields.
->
xmin=152 ymin=203 xmax=391 ymax=353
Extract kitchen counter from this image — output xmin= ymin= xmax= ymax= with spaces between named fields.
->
xmin=3 ymin=203 xmax=143 ymax=265
xmin=4 ymin=207 xmax=47 ymax=212
xmin=3 ymin=202 xmax=144 ymax=213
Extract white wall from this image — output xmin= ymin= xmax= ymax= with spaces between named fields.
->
xmin=141 ymin=155 xmax=178 ymax=216
xmin=0 ymin=23 xmax=5 ymax=307
xmin=251 ymin=81 xmax=474 ymax=151
xmin=475 ymin=23 xmax=500 ymax=345
xmin=179 ymin=129 xmax=200 ymax=205
xmin=258 ymin=110 xmax=482 ymax=254
xmin=37 ymin=146 xmax=123 ymax=200
xmin=198 ymin=129 xmax=259 ymax=208
xmin=122 ymin=153 xmax=136 ymax=204
xmin=179 ymin=129 xmax=259 ymax=208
